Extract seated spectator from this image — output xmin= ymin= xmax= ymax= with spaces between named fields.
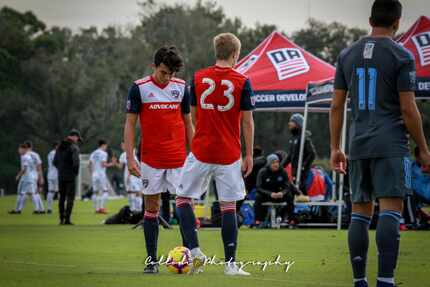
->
xmin=254 ymin=154 xmax=299 ymax=226
xmin=412 ymin=146 xmax=430 ymax=203
xmin=411 ymin=147 xmax=430 ymax=227
xmin=244 ymin=145 xmax=267 ymax=199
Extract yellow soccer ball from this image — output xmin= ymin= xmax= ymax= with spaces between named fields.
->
xmin=166 ymin=246 xmax=191 ymax=274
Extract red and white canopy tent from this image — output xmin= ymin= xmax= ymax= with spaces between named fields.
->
xmin=397 ymin=15 xmax=430 ymax=99
xmin=236 ymin=31 xmax=335 ymax=111
xmin=236 ymin=32 xmax=345 ymax=229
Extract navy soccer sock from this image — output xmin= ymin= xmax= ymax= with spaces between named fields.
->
xmin=220 ymin=202 xmax=238 ymax=263
xmin=143 ymin=210 xmax=159 ymax=264
xmin=376 ymin=210 xmax=401 ymax=285
xmin=176 ymin=197 xmax=199 ymax=250
xmin=348 ymin=213 xmax=371 ymax=284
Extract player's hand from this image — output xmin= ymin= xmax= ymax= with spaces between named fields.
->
xmin=242 ymin=155 xmax=253 ymax=178
xmin=127 ymin=160 xmax=141 ymax=178
xmin=270 ymin=192 xmax=277 ymax=199
xmin=419 ymin=150 xmax=430 ymax=174
xmin=330 ymin=149 xmax=347 ymax=174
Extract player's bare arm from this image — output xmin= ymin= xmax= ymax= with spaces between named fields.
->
xmin=329 ymin=89 xmax=347 ymax=174
xmin=15 ymin=168 xmax=25 ymax=181
xmin=124 ymin=113 xmax=141 ymax=177
xmin=241 ymin=110 xmax=254 ymax=177
xmin=37 ymin=164 xmax=44 ymax=185
xmin=399 ymin=91 xmax=430 ymax=172
xmin=182 ymin=112 xmax=194 ymax=152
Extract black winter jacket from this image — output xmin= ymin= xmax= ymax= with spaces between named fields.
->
xmin=282 ymin=130 xmax=316 ymax=178
xmin=53 ymin=139 xmax=80 ymax=181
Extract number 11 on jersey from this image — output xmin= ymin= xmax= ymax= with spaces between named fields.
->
xmin=356 ymin=67 xmax=377 ymax=111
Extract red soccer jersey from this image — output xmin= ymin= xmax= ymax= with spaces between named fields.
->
xmin=126 ymin=76 xmax=190 ymax=169
xmin=191 ymin=65 xmax=255 ymax=165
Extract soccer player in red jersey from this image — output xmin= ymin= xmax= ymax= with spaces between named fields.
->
xmin=176 ymin=33 xmax=255 ymax=275
xmin=123 ymin=46 xmax=194 ymax=274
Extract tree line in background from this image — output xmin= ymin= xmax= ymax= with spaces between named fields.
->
xmin=1 ymin=0 xmax=429 ymax=193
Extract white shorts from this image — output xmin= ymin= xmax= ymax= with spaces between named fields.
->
xmin=47 ymin=178 xmax=59 ymax=192
xmin=18 ymin=180 xmax=37 ymax=195
xmin=125 ymin=175 xmax=143 ymax=192
xmin=140 ymin=161 xmax=181 ymax=195
xmin=176 ymin=153 xmax=246 ymax=202
xmin=92 ymin=175 xmax=109 ymax=192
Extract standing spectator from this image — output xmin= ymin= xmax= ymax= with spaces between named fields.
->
xmin=282 ymin=113 xmax=316 ymax=194
xmin=53 ymin=129 xmax=81 ymax=225
xmin=254 ymin=154 xmax=299 ymax=226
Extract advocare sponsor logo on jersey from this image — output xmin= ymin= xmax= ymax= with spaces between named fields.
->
xmin=412 ymin=31 xmax=430 ymax=66
xmin=148 ymin=103 xmax=180 ymax=110
xmin=267 ymin=48 xmax=310 ymax=80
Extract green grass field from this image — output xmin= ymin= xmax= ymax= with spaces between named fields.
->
xmin=0 ymin=196 xmax=429 ymax=287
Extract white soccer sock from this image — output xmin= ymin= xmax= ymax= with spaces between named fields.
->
xmin=92 ymin=193 xmax=98 ymax=210
xmin=135 ymin=196 xmax=143 ymax=212
xmin=128 ymin=193 xmax=136 ymax=211
xmin=47 ymin=192 xmax=55 ymax=210
xmin=31 ymin=194 xmax=39 ymax=211
xmin=16 ymin=194 xmax=26 ymax=211
xmin=100 ymin=192 xmax=108 ymax=209
xmin=35 ymin=193 xmax=45 ymax=211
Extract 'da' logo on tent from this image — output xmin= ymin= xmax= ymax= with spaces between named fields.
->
xmin=267 ymin=48 xmax=310 ymax=80
xmin=413 ymin=31 xmax=430 ymax=66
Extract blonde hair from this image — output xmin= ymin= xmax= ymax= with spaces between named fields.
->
xmin=213 ymin=33 xmax=241 ymax=60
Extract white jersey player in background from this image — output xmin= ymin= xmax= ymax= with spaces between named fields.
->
xmin=117 ymin=142 xmax=143 ymax=212
xmin=25 ymin=141 xmax=46 ymax=214
xmin=89 ymin=140 xmax=115 ymax=214
xmin=46 ymin=142 xmax=59 ymax=214
xmin=9 ymin=143 xmax=41 ymax=214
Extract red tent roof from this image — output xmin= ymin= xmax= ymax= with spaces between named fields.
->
xmin=236 ymin=31 xmax=335 ymax=92
xmin=397 ymin=16 xmax=430 ymax=79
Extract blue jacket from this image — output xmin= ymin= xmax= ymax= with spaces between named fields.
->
xmin=411 ymin=162 xmax=430 ymax=203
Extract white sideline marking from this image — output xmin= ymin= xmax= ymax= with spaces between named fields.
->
xmin=229 ymin=276 xmax=348 ymax=286
xmin=3 ymin=260 xmax=77 ymax=268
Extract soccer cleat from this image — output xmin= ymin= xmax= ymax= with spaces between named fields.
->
xmin=47 ymin=210 xmax=52 ymax=214
xmin=8 ymin=210 xmax=21 ymax=214
xmin=64 ymin=221 xmax=74 ymax=225
xmin=224 ymin=262 xmax=250 ymax=276
xmin=190 ymin=248 xmax=206 ymax=274
xmin=143 ymin=264 xmax=159 ymax=274
xmin=99 ymin=208 xmax=108 ymax=214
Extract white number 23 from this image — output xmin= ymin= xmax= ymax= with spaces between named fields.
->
xmin=200 ymin=78 xmax=235 ymax=112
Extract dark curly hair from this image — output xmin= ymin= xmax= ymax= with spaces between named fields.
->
xmin=154 ymin=46 xmax=184 ymax=73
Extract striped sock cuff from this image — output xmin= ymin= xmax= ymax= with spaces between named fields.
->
xmin=379 ymin=210 xmax=402 ymax=221
xmin=220 ymin=202 xmax=236 ymax=214
xmin=176 ymin=196 xmax=192 ymax=208
xmin=144 ymin=210 xmax=159 ymax=220
xmin=351 ymin=213 xmax=372 ymax=225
